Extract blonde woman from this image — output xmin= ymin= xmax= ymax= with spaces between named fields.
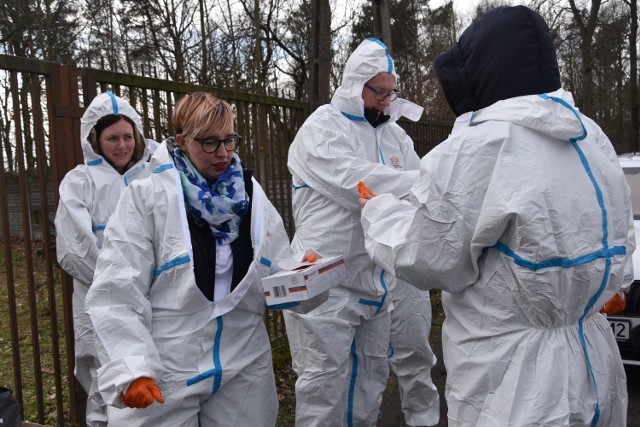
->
xmin=86 ymin=92 xmax=315 ymax=426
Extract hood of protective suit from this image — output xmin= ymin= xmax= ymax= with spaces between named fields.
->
xmin=80 ymin=91 xmax=152 ymax=165
xmin=332 ymin=38 xmax=422 ymax=122
xmin=468 ymin=88 xmax=585 ymax=142
xmin=434 ymin=5 xmax=561 ymax=116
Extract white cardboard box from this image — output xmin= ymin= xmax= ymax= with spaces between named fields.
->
xmin=262 ymin=251 xmax=346 ymax=305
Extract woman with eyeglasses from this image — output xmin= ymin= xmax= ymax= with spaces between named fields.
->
xmin=86 ymin=92 xmax=303 ymax=426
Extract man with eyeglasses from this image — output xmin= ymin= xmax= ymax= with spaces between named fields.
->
xmin=283 ymin=38 xmax=440 ymax=427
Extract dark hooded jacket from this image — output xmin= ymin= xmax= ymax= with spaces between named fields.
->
xmin=434 ymin=5 xmax=561 ymax=116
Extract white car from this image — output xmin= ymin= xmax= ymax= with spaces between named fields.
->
xmin=607 ymin=153 xmax=640 ymax=366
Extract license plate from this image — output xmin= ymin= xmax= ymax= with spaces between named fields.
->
xmin=609 ymin=319 xmax=631 ymax=341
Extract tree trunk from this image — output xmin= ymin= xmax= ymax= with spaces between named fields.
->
xmin=1 ymin=94 xmax=14 ymax=174
xmin=224 ymin=0 xmax=239 ymax=88
xmin=628 ymin=0 xmax=639 ymax=152
xmin=199 ymin=0 xmax=208 ymax=85
xmin=308 ymin=0 xmax=331 ymax=103
xmin=372 ymin=0 xmax=393 ymax=54
xmin=568 ymin=0 xmax=602 ymax=116
xmin=252 ymin=0 xmax=264 ymax=93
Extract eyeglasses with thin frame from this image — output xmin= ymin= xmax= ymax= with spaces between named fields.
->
xmin=191 ymin=134 xmax=242 ymax=153
xmin=364 ymin=83 xmax=401 ymax=102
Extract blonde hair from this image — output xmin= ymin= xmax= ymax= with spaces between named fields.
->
xmin=173 ymin=92 xmax=235 ymax=139
xmin=88 ymin=115 xmax=145 ymax=173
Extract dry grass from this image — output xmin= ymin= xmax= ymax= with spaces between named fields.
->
xmin=0 ymin=238 xmax=74 ymax=426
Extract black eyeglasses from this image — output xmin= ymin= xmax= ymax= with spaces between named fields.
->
xmin=364 ymin=83 xmax=401 ymax=102
xmin=191 ymin=134 xmax=242 ymax=153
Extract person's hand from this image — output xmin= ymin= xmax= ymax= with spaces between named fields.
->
xmin=121 ymin=377 xmax=165 ymax=408
xmin=357 ymin=181 xmax=377 ymax=199
xmin=600 ymin=292 xmax=626 ymax=315
xmin=357 ymin=181 xmax=376 ymax=210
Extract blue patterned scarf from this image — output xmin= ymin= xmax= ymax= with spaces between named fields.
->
xmin=172 ymin=147 xmax=249 ymax=244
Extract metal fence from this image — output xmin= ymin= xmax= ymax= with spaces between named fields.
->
xmin=0 ymin=53 xmax=452 ymax=426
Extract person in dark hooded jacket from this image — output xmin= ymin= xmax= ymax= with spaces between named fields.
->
xmin=359 ymin=6 xmax=632 ymax=426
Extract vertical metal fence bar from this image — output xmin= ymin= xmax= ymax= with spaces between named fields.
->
xmin=11 ymin=70 xmax=46 ymax=423
xmin=166 ymin=90 xmax=174 ymax=137
xmin=141 ymin=88 xmax=151 ymax=139
xmin=267 ymin=105 xmax=281 ymax=342
xmin=237 ymin=102 xmax=252 ymax=170
xmin=81 ymin=69 xmax=97 ymax=110
xmin=274 ymin=105 xmax=290 ymax=341
xmin=153 ymin=89 xmax=161 ymax=142
xmin=271 ymin=106 xmax=282 ymax=219
xmin=31 ymin=77 xmax=65 ymax=423
xmin=128 ymin=85 xmax=137 ymax=112
xmin=284 ymin=105 xmax=297 ymax=236
xmin=264 ymin=104 xmax=276 ymax=206
xmin=275 ymin=106 xmax=290 ymax=236
xmin=56 ymin=63 xmax=85 ymax=425
xmin=252 ymin=103 xmax=264 ymax=187
xmin=0 ymin=76 xmax=23 ymax=410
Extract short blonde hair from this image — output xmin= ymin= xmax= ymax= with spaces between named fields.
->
xmin=173 ymin=92 xmax=235 ymax=139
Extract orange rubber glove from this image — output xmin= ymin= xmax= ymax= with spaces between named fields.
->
xmin=600 ymin=292 xmax=626 ymax=315
xmin=357 ymin=181 xmax=377 ymax=199
xmin=121 ymin=377 xmax=165 ymax=408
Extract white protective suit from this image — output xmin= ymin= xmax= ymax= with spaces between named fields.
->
xmin=55 ymin=92 xmax=155 ymax=427
xmin=85 ymin=139 xmax=304 ymax=426
xmin=361 ymin=88 xmax=633 ymax=426
xmin=388 ymin=282 xmax=439 ymax=426
xmin=283 ymin=38 xmax=433 ymax=427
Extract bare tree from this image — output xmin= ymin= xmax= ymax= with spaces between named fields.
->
xmin=81 ymin=0 xmax=120 ymax=70
xmin=0 ymin=0 xmax=78 ymax=60
xmin=623 ymin=0 xmax=639 ymax=151
xmin=422 ymin=0 xmax=458 ymax=119
xmin=237 ymin=0 xmax=278 ymax=93
xmin=372 ymin=0 xmax=393 ymax=53
xmin=213 ymin=0 xmax=242 ymax=88
xmin=567 ymin=0 xmax=602 ymax=116
xmin=199 ymin=0 xmax=209 ymax=84
xmin=308 ymin=0 xmax=331 ymax=102
xmin=121 ymin=0 xmax=199 ymax=82
xmin=472 ymin=0 xmax=511 ymax=18
xmin=0 ymin=78 xmax=14 ymax=174
xmin=0 ymin=0 xmax=77 ymax=175
xmin=276 ymin=0 xmax=310 ymax=99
